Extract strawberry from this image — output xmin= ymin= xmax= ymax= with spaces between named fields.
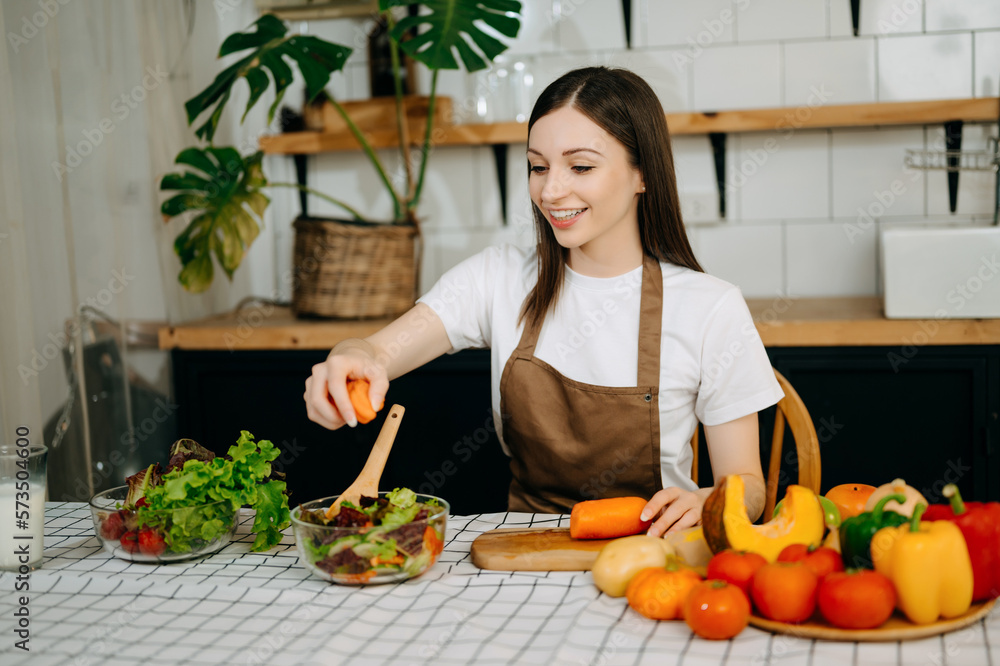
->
xmin=120 ymin=530 xmax=140 ymax=554
xmin=100 ymin=511 xmax=126 ymax=541
xmin=137 ymin=528 xmax=166 ymax=556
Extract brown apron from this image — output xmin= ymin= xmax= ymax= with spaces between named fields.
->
xmin=499 ymin=254 xmax=664 ymax=513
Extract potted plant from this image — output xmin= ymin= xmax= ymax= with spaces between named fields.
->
xmin=160 ymin=1 xmax=522 ymax=318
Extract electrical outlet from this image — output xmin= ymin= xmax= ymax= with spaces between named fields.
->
xmin=679 ymin=191 xmax=720 ymax=224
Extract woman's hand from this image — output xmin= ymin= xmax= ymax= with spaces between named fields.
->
xmin=303 ymin=303 xmax=453 ymax=430
xmin=304 ymin=340 xmax=388 ymax=430
xmin=641 ymin=487 xmax=711 ymax=537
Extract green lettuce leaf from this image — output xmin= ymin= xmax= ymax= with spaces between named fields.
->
xmin=140 ymin=431 xmax=291 ymax=552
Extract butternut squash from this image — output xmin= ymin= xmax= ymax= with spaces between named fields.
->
xmin=701 ymin=475 xmax=825 ymax=562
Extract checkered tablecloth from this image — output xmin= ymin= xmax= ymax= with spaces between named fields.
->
xmin=1 ymin=502 xmax=998 ymax=665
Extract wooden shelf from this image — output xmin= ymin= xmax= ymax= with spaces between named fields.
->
xmin=158 ymin=298 xmax=1000 ymax=351
xmin=259 ymin=98 xmax=999 ymax=155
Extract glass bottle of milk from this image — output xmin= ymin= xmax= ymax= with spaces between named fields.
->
xmin=0 ymin=440 xmax=48 ymax=572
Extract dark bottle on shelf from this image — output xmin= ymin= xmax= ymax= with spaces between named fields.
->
xmin=368 ymin=14 xmax=415 ymax=98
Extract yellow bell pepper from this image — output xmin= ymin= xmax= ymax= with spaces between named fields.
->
xmin=871 ymin=503 xmax=973 ymax=625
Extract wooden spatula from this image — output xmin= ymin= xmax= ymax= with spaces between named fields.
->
xmin=325 ymin=404 xmax=405 ymax=520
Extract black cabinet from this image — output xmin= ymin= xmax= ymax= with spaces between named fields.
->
xmin=171 ymin=349 xmax=511 ymax=514
xmin=172 ymin=344 xmax=1000 ymax=513
xmin=767 ymin=346 xmax=1000 ymax=503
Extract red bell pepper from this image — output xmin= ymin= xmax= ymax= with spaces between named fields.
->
xmin=923 ymin=484 xmax=1000 ymax=601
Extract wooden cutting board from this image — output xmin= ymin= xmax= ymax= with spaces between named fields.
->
xmin=470 ymin=527 xmax=613 ymax=571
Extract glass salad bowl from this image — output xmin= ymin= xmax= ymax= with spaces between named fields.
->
xmin=291 ymin=490 xmax=448 ymax=584
xmin=89 ymin=485 xmax=239 ymax=563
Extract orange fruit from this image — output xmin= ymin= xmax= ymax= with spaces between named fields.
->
xmin=825 ymin=484 xmax=877 ymax=520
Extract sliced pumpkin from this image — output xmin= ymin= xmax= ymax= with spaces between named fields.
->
xmin=702 ymin=475 xmax=825 ymax=562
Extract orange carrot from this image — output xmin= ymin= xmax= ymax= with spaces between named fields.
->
xmin=347 ymin=379 xmax=378 ymax=424
xmin=423 ymin=526 xmax=444 ymax=557
xmin=569 ymin=497 xmax=653 ymax=539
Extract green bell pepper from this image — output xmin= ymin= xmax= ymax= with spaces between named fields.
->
xmin=839 ymin=493 xmax=909 ymax=569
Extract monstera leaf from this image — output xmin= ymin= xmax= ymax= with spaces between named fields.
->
xmin=382 ymin=0 xmax=522 ymax=71
xmin=160 ymin=147 xmax=269 ymax=293
xmin=184 ymin=14 xmax=352 ymax=142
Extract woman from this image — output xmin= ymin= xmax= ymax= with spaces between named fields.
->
xmin=304 ymin=67 xmax=783 ymax=536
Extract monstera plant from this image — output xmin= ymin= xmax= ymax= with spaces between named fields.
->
xmin=161 ymin=1 xmax=522 ymax=293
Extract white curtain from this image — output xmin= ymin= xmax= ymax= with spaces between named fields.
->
xmin=0 ymin=0 xmax=275 ymax=499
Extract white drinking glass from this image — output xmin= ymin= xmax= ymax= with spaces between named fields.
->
xmin=0 ymin=440 xmax=48 ymax=572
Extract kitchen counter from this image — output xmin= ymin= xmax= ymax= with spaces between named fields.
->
xmin=157 ymin=297 xmax=1000 ymax=351
xmin=4 ymin=502 xmax=999 ymax=665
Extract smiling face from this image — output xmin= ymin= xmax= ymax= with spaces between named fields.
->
xmin=527 ymin=106 xmax=645 ymax=275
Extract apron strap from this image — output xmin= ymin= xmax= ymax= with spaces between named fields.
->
xmin=637 ymin=255 xmax=663 ymax=388
xmin=514 ymin=255 xmax=663 ymax=378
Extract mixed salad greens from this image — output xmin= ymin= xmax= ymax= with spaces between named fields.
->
xmin=297 ymin=487 xmax=445 ymax=581
xmin=99 ymin=431 xmax=291 ymax=555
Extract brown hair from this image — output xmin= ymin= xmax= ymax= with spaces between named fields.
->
xmin=519 ymin=66 xmax=703 ymax=331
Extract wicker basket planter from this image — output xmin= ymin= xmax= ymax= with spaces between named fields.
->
xmin=291 ymin=216 xmax=420 ymax=319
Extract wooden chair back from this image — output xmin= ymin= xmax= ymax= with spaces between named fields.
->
xmin=690 ymin=368 xmax=821 ymax=519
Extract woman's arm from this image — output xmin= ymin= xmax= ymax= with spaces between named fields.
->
xmin=643 ymin=412 xmax=765 ymax=536
xmin=702 ymin=413 xmax=766 ymax=521
xmin=304 ymin=303 xmax=452 ymax=429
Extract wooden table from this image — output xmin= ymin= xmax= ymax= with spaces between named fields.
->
xmin=5 ymin=503 xmax=1000 ymax=665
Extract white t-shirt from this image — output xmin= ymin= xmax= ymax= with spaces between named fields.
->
xmin=417 ymin=244 xmax=784 ymax=491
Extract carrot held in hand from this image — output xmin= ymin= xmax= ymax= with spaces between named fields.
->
xmin=347 ymin=379 xmax=379 ymax=424
xmin=570 ymin=497 xmax=652 ymax=539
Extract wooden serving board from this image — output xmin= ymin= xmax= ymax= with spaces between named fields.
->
xmin=470 ymin=527 xmax=613 ymax=571
xmin=749 ymin=599 xmax=996 ymax=642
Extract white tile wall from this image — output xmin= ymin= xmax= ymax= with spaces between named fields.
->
xmin=926 ymin=0 xmax=1000 ymax=32
xmin=503 ymin=0 xmax=558 ymax=56
xmin=860 ymin=0 xmax=924 ymax=36
xmin=878 ymin=33 xmax=974 ymax=101
xmin=737 ymin=131 xmax=830 ymax=221
xmin=528 ymin=50 xmax=691 ymax=113
xmin=691 ymin=223 xmax=784 ymax=297
xmin=737 ymin=0 xmax=827 ymax=42
xmin=831 ymin=128 xmax=925 ymax=219
xmin=692 ymin=43 xmax=781 ymax=110
xmin=504 ymin=142 xmax=535 ymax=234
xmin=344 ymin=62 xmax=371 ymax=101
xmin=307 ymin=149 xmax=398 ymax=221
xmin=287 ymin=4 xmax=999 ymax=299
xmin=413 ymin=146 xmax=488 ymax=231
xmin=428 ymin=226 xmax=529 ymax=291
xmin=555 ymin=0 xmax=627 ymax=52
xmin=609 ymin=49 xmax=691 ymax=112
xmin=975 ymin=30 xmax=1000 ymax=96
xmin=786 ymin=221 xmax=879 ymax=296
xmin=829 ymin=0 xmax=856 ymax=38
xmin=673 ymin=135 xmax=723 ymax=223
xmin=638 ymin=0 xmax=735 ymax=49
xmin=784 ymin=38 xmax=876 ymax=106
xmin=414 ymin=67 xmax=471 ymax=123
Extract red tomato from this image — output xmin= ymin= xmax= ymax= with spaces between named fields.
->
xmin=684 ymin=580 xmax=750 ymax=640
xmin=817 ymin=570 xmax=897 ymax=629
xmin=137 ymin=528 xmax=166 ymax=556
xmin=777 ymin=543 xmax=845 ymax=580
xmin=751 ymin=561 xmax=820 ymax=623
xmin=119 ymin=530 xmax=140 ymax=554
xmin=706 ymin=549 xmax=767 ymax=600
